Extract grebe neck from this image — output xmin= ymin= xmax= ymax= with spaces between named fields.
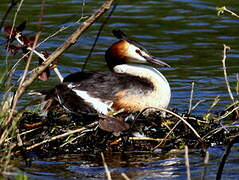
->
xmin=113 ymin=64 xmax=171 ymax=108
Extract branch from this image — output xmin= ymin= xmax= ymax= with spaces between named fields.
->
xmin=15 ymin=33 xmax=63 ymax=82
xmin=185 ymin=145 xmax=191 ymax=180
xmin=201 ymin=150 xmax=209 ymax=180
xmin=188 ymin=81 xmax=194 ymax=114
xmin=17 ymin=0 xmax=114 ymax=99
xmin=131 ymin=107 xmax=203 ymax=150
xmin=4 ymin=0 xmax=114 ymax=126
xmin=222 ymin=44 xmax=234 ymax=102
xmin=101 ymin=152 xmax=112 ymax=180
xmin=217 ymin=6 xmax=239 ymax=18
xmin=26 ymin=121 xmax=98 ymax=150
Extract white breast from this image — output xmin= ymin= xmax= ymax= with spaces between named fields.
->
xmin=114 ymin=64 xmax=171 ymax=108
xmin=68 ymin=83 xmax=111 ymax=115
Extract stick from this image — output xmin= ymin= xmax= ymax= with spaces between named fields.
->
xmin=192 ymin=99 xmax=206 ymax=111
xmin=188 ymin=81 xmax=194 ymax=114
xmin=201 ymin=150 xmax=209 ymax=180
xmin=121 ymin=173 xmax=131 ymax=180
xmin=26 ymin=121 xmax=98 ymax=150
xmin=3 ymin=33 xmax=40 ymax=128
xmin=129 ymin=106 xmax=202 ymax=150
xmin=217 ymin=6 xmax=239 ymax=18
xmin=152 ymin=107 xmax=201 ymax=139
xmin=6 ymin=0 xmax=24 ymax=49
xmin=208 ymin=95 xmax=220 ymax=112
xmin=236 ymin=73 xmax=239 ymax=95
xmin=222 ymin=44 xmax=239 ymax=117
xmin=101 ymin=152 xmax=112 ymax=180
xmin=4 ymin=0 xmax=24 ymax=82
xmin=214 ymin=101 xmax=239 ymax=122
xmin=153 ymin=120 xmax=181 ymax=149
xmin=222 ymin=44 xmax=234 ymax=102
xmin=15 ymin=33 xmax=63 ymax=82
xmin=8 ymin=16 xmax=87 ymax=76
xmin=3 ymin=0 xmax=114 ymax=130
xmin=18 ymin=33 xmax=41 ymax=87
xmin=12 ymin=0 xmax=114 ymax=103
xmin=60 ymin=133 xmax=86 ymax=148
xmin=185 ymin=145 xmax=191 ymax=180
xmin=111 ymin=136 xmax=164 ymax=145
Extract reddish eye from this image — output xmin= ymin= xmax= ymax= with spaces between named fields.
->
xmin=135 ymin=49 xmax=141 ymax=54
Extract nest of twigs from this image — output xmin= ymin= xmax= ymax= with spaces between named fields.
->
xmin=14 ymin=103 xmax=239 ymax=160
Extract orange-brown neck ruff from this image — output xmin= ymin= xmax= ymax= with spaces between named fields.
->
xmin=105 ymin=40 xmax=129 ymax=71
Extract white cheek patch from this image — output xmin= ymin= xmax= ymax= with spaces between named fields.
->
xmin=127 ymin=44 xmax=147 ymax=62
xmin=70 ymin=88 xmax=110 ymax=115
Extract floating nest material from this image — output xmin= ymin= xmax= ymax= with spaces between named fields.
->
xmin=15 ymin=103 xmax=239 ymax=160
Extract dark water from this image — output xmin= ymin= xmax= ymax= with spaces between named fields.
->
xmin=1 ymin=0 xmax=239 ymax=179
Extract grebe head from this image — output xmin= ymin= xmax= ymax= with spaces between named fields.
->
xmin=105 ymin=29 xmax=170 ymax=71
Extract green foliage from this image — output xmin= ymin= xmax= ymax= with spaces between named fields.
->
xmin=15 ymin=173 xmax=28 ymax=180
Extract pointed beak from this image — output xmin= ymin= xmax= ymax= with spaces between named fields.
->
xmin=145 ymin=56 xmax=171 ymax=68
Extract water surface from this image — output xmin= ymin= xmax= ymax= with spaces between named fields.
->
xmin=1 ymin=0 xmax=239 ymax=179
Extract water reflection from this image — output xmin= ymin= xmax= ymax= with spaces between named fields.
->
xmin=20 ymin=153 xmax=186 ymax=179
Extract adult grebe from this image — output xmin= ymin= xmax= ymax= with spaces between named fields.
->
xmin=43 ymin=29 xmax=171 ymax=115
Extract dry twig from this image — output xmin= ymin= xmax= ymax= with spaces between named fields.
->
xmin=127 ymin=106 xmax=202 ymax=150
xmin=26 ymin=121 xmax=98 ymax=150
xmin=222 ymin=44 xmax=233 ymax=102
xmin=201 ymin=150 xmax=209 ymax=180
xmin=185 ymin=145 xmax=191 ymax=180
xmin=15 ymin=33 xmax=63 ymax=82
xmin=121 ymin=173 xmax=131 ymax=180
xmin=188 ymin=81 xmax=194 ymax=114
xmin=153 ymin=120 xmax=181 ymax=149
xmin=101 ymin=152 xmax=112 ymax=180
xmin=1 ymin=0 xmax=114 ymax=143
xmin=10 ymin=0 xmax=114 ymax=105
xmin=217 ymin=6 xmax=239 ymax=18
xmin=221 ymin=44 xmax=239 ymax=117
xmin=192 ymin=100 xmax=206 ymax=111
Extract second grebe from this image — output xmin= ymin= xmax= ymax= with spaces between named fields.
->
xmin=43 ymin=29 xmax=171 ymax=115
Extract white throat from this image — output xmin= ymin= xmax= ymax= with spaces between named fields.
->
xmin=113 ymin=64 xmax=171 ymax=108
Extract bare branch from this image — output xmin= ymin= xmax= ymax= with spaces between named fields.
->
xmin=101 ymin=152 xmax=112 ymax=180
xmin=185 ymin=145 xmax=191 ymax=180
xmin=121 ymin=173 xmax=131 ymax=180
xmin=217 ymin=6 xmax=239 ymax=18
xmin=222 ymin=44 xmax=234 ymax=102
xmin=26 ymin=121 xmax=98 ymax=150
xmin=15 ymin=0 xmax=114 ymax=100
xmin=2 ymin=0 xmax=114 ymax=129
xmin=188 ymin=81 xmax=194 ymax=114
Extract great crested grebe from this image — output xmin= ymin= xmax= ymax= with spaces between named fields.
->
xmin=43 ymin=29 xmax=171 ymax=115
